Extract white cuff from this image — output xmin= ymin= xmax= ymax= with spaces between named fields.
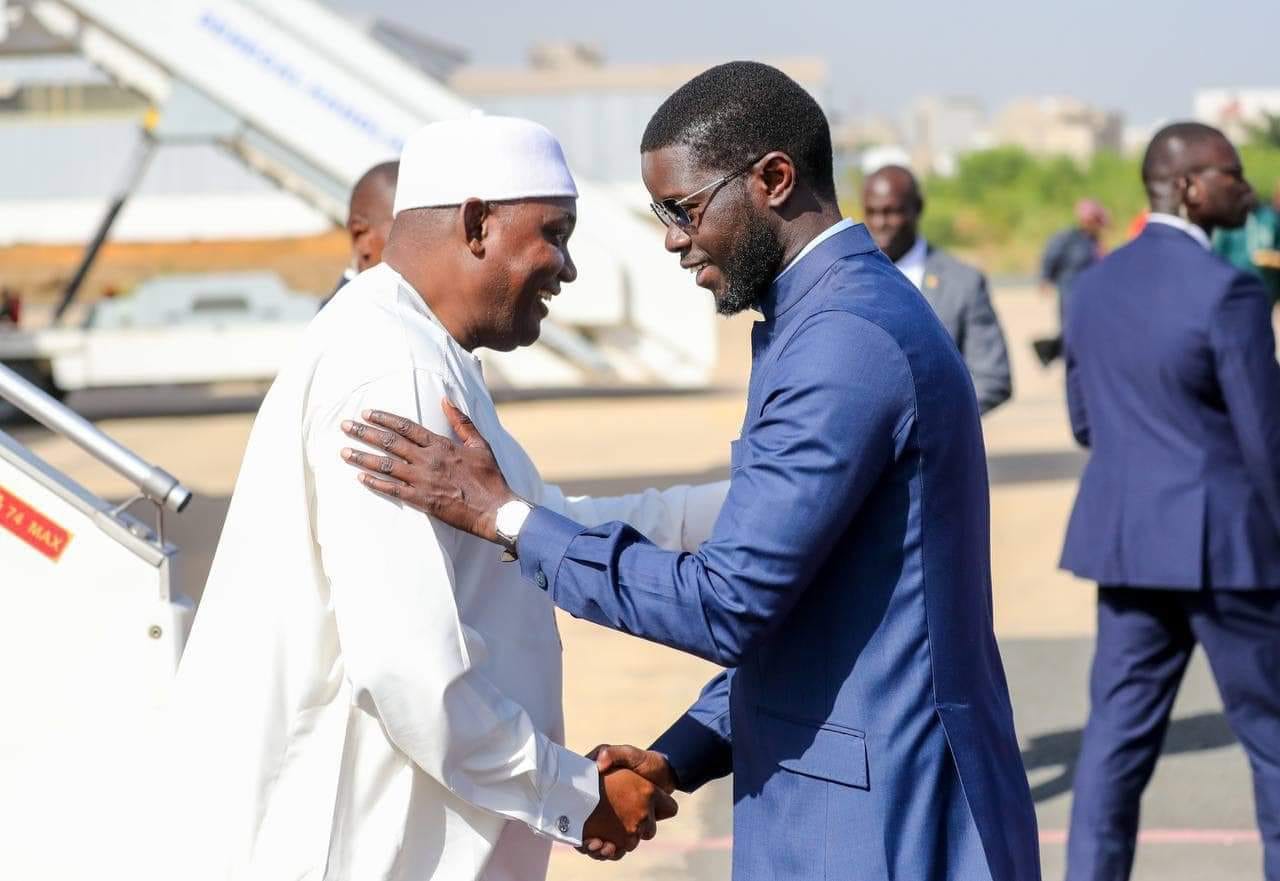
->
xmin=681 ymin=480 xmax=731 ymax=550
xmin=536 ymin=748 xmax=600 ymax=845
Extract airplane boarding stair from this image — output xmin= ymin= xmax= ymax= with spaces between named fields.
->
xmin=12 ymin=0 xmax=717 ymax=391
xmin=0 ymin=362 xmax=193 ymax=880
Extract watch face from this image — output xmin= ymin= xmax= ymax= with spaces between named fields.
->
xmin=496 ymin=500 xmax=531 ymax=540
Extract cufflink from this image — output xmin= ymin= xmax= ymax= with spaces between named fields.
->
xmin=557 ymin=815 xmax=570 ymax=835
xmin=534 ymin=570 xmax=548 ymax=589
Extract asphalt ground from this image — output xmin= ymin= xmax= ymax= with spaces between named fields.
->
xmin=6 ymin=286 xmax=1268 ymax=880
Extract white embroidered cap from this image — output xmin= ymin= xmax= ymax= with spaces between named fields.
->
xmin=394 ymin=115 xmax=578 ymax=215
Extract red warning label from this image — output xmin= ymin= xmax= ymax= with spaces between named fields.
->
xmin=0 ymin=484 xmax=72 ymax=562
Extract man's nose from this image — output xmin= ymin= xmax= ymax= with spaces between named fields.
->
xmin=559 ymin=251 xmax=578 ymax=284
xmin=664 ymin=222 xmax=692 ymax=253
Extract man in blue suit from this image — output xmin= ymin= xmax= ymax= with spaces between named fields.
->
xmin=339 ymin=62 xmax=1040 ymax=880
xmin=1060 ymin=122 xmax=1280 ymax=881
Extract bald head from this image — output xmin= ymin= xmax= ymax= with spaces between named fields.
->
xmin=862 ymin=165 xmax=924 ymax=262
xmin=1140 ymin=122 xmax=1251 ymax=231
xmin=346 ymin=161 xmax=399 ymax=272
xmin=865 ymin=166 xmax=922 ymax=205
xmin=1141 ymin=123 xmax=1223 ymax=199
xmin=351 ymin=161 xmax=398 ymax=208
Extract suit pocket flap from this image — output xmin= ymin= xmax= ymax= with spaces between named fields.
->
xmin=757 ymin=709 xmax=869 ymax=790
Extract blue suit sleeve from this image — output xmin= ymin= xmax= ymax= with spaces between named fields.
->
xmin=516 ymin=311 xmax=915 ymax=667
xmin=1210 ymin=272 xmax=1280 ymax=536
xmin=648 ymin=670 xmax=734 ymax=793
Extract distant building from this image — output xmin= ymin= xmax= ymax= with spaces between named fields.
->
xmin=450 ymin=44 xmax=829 ymax=194
xmin=856 ymin=144 xmax=913 ymax=177
xmin=829 ymin=115 xmax=904 ymax=183
xmin=1194 ymin=88 xmax=1280 ymax=143
xmin=904 ymin=96 xmax=988 ymax=176
xmin=990 ymin=96 xmax=1123 ymax=163
xmin=831 ymin=115 xmax=903 ymax=152
xmin=1122 ymin=121 xmax=1163 ymax=156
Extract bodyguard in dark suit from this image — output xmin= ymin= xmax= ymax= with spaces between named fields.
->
xmin=339 ymin=63 xmax=1040 ymax=880
xmin=863 ymin=165 xmax=1013 ymax=414
xmin=1061 ymin=121 xmax=1280 ymax=881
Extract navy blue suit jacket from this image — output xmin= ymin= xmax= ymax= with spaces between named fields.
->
xmin=518 ymin=225 xmax=1039 ymax=880
xmin=1061 ymin=221 xmax=1280 ymax=589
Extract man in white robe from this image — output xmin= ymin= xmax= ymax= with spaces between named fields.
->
xmin=168 ymin=117 xmax=724 ymax=880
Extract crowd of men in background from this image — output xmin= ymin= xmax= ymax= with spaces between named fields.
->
xmin=855 ymin=125 xmax=1280 ymax=881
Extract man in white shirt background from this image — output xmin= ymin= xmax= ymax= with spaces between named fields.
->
xmin=168 ymin=116 xmax=724 ymax=880
xmin=861 ymin=165 xmax=1013 ymax=414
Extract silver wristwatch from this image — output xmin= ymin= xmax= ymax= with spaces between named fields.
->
xmin=494 ymin=498 xmax=533 ymax=561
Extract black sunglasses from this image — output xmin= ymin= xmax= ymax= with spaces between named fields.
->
xmin=649 ymin=155 xmax=766 ymax=232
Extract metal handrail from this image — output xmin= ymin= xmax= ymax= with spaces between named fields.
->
xmin=0 ymin=362 xmax=191 ymax=513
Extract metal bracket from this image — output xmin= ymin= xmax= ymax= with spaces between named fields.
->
xmin=109 ymin=492 xmax=165 ymax=547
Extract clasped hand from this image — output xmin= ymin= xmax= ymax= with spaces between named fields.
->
xmin=580 ymin=745 xmax=679 ymax=861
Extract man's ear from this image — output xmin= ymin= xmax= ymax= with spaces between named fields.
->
xmin=460 ymin=198 xmax=490 ymax=257
xmin=1175 ymin=175 xmax=1195 ymax=209
xmin=758 ymin=152 xmax=797 ymax=209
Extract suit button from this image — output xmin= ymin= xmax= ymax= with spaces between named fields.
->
xmin=557 ymin=815 xmax=570 ymax=835
xmin=535 ymin=570 xmax=548 ymax=589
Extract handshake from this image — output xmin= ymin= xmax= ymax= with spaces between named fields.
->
xmin=578 ymin=744 xmax=681 ymax=861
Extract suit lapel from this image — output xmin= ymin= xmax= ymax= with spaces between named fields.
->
xmin=919 ymin=245 xmax=945 ymax=304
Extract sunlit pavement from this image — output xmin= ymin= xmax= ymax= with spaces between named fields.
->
xmin=11 ymin=286 xmax=1264 ymax=880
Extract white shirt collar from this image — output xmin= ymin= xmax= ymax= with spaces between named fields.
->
xmin=775 ymin=218 xmax=857 ymax=281
xmin=1146 ymin=213 xmax=1212 ymax=250
xmin=893 ymin=235 xmax=929 ymax=290
xmin=380 ymin=263 xmax=483 ymax=368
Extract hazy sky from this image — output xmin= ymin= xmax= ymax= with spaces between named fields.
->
xmin=332 ymin=0 xmax=1279 ymax=126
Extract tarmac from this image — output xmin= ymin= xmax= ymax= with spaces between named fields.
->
xmin=8 ymin=285 xmax=1266 ymax=881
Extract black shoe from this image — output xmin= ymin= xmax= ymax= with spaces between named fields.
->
xmin=1031 ymin=337 xmax=1061 ymax=367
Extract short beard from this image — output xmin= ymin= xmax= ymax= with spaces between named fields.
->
xmin=716 ymin=209 xmax=785 ymax=316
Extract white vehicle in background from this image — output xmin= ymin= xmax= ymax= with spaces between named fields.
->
xmin=0 ymin=271 xmax=318 ymax=419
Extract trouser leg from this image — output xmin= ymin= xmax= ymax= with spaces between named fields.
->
xmin=1065 ymin=587 xmax=1194 ymax=881
xmin=1189 ymin=590 xmax=1280 ymax=881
